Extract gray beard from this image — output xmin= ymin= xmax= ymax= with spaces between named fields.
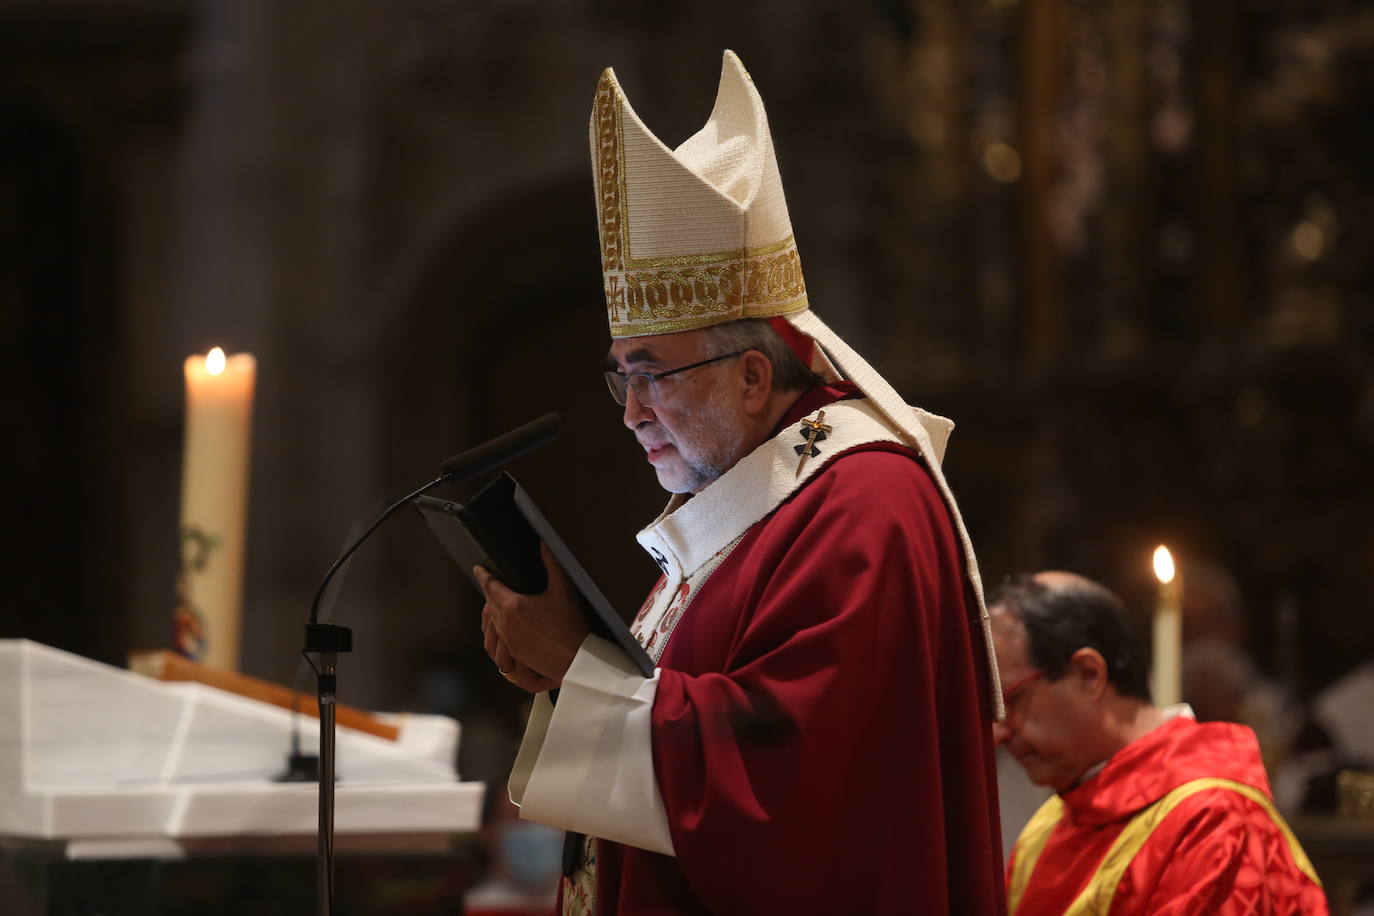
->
xmin=666 ymin=393 xmax=747 ymax=494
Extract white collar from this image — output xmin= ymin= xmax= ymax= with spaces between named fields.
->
xmin=634 ymin=399 xmax=900 ymax=581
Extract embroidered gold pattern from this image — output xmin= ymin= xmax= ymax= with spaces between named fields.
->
xmin=626 ymin=232 xmax=800 ymax=268
xmin=594 ymin=72 xmax=623 ymax=273
xmin=608 ymin=245 xmax=807 ymax=335
xmin=605 ymin=275 xmax=626 ymax=325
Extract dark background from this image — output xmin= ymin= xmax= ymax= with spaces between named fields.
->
xmin=3 ymin=0 xmax=1371 ymax=791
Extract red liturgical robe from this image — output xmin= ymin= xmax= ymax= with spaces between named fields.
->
xmin=513 ymin=389 xmax=1004 ymax=914
xmin=1007 ymin=717 xmax=1327 ymax=915
xmin=591 ymin=439 xmax=1005 ymax=913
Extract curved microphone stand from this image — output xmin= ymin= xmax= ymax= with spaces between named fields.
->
xmin=302 ymin=413 xmax=560 ymax=916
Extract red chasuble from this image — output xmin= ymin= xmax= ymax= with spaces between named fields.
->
xmin=583 ymin=388 xmax=1005 ymax=914
xmin=1007 ymin=716 xmax=1327 ymax=915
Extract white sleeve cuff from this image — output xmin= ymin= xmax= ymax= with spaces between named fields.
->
xmin=507 ymin=634 xmax=674 ymax=856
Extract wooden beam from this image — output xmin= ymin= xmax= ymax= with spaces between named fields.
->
xmin=129 ymin=649 xmax=400 ymax=741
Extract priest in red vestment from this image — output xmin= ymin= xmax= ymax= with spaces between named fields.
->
xmin=474 ymin=50 xmax=1006 ymax=914
xmin=990 ymin=572 xmax=1327 ymax=915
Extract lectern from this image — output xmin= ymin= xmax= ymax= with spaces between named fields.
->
xmin=0 ymin=640 xmax=484 ymax=912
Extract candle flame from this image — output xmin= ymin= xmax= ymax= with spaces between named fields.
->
xmin=206 ymin=347 xmax=227 ymax=375
xmin=1153 ymin=545 xmax=1176 ymax=584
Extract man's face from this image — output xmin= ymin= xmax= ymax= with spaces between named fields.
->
xmin=608 ymin=330 xmax=747 ymax=494
xmin=990 ymin=610 xmax=1095 ymax=792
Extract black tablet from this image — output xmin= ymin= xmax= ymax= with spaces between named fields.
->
xmin=414 ymin=474 xmax=655 ymax=678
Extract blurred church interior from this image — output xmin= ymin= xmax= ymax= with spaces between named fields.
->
xmin=3 ymin=0 xmax=1372 ymax=911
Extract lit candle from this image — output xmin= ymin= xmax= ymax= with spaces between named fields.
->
xmin=1151 ymin=545 xmax=1182 ymax=707
xmin=175 ymin=347 xmax=256 ymax=670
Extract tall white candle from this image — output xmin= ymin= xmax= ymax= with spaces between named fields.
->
xmin=175 ymin=347 xmax=256 ymax=670
xmin=1151 ymin=545 xmax=1182 ymax=707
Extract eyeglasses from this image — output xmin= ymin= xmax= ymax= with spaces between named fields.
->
xmin=1000 ymin=669 xmax=1045 ymax=717
xmin=604 ymin=350 xmax=746 ymax=408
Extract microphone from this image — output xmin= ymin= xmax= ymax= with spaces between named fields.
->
xmin=439 ymin=412 xmax=561 ymax=484
xmin=308 ymin=412 xmax=562 ymax=625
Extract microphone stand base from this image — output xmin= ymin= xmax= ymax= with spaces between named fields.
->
xmin=276 ymin=752 xmax=321 ymax=783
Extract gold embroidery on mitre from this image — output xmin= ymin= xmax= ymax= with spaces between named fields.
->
xmin=593 ymin=70 xmax=624 ymax=273
xmin=593 ymin=62 xmax=809 ymax=338
xmin=608 ymin=241 xmax=808 ymax=337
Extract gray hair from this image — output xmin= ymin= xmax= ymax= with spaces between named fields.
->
xmin=698 ymin=318 xmax=826 ymax=393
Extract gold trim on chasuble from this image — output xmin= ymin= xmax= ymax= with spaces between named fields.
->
xmin=1007 ymin=794 xmax=1065 ymax=913
xmin=1008 ymin=777 xmax=1321 ymax=916
xmin=593 ymin=72 xmax=809 ymax=338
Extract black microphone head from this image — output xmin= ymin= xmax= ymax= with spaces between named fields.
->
xmin=439 ymin=413 xmax=561 ymax=483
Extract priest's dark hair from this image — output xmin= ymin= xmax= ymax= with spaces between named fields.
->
xmin=699 ymin=318 xmax=825 ymax=393
xmin=988 ymin=574 xmax=1153 ymax=703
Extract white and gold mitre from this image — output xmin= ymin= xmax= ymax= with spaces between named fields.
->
xmin=591 ymin=50 xmax=807 ymax=338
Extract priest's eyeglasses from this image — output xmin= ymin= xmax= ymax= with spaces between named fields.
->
xmin=605 ymin=350 xmax=746 ymax=408
xmin=1001 ymin=669 xmax=1045 ymax=719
